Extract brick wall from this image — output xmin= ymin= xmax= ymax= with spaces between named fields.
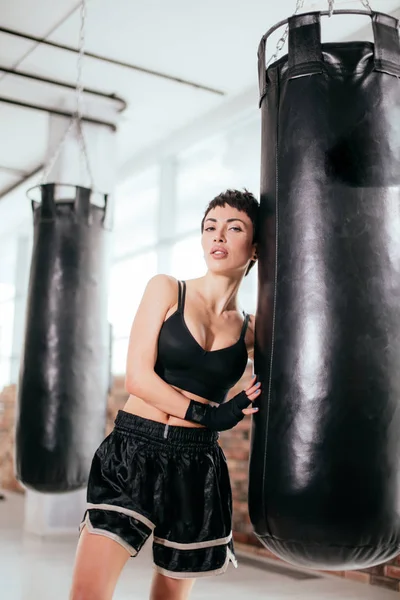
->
xmin=0 ymin=384 xmax=24 ymax=493
xmin=0 ymin=380 xmax=126 ymax=494
xmin=1 ymin=377 xmax=400 ymax=592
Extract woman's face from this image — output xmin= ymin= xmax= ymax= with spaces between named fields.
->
xmin=201 ymin=204 xmax=256 ymax=275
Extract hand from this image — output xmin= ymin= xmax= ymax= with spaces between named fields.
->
xmin=242 ymin=375 xmax=261 ymax=416
xmin=184 ymin=376 xmax=262 ymax=431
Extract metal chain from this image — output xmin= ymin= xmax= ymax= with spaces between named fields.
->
xmin=76 ymin=0 xmax=87 ymax=123
xmin=75 ymin=0 xmax=94 ymax=189
xmin=40 ymin=113 xmax=74 ymax=185
xmin=267 ymin=0 xmax=306 ymax=66
xmin=360 ymin=0 xmax=372 ymax=11
xmin=269 ymin=0 xmax=375 ymax=61
xmin=329 ymin=0 xmax=372 ymax=16
xmin=41 ymin=0 xmax=94 ymax=189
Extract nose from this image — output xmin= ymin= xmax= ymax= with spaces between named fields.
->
xmin=213 ymin=229 xmax=226 ymax=243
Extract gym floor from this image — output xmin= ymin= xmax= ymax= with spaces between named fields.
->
xmin=1 ymin=492 xmax=399 ymax=600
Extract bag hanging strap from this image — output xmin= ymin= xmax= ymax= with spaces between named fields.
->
xmin=74 ymin=185 xmax=92 ymax=225
xmin=37 ymin=183 xmax=56 ymax=221
xmin=258 ymin=12 xmax=324 ymax=106
xmin=101 ymin=194 xmax=110 ymax=229
xmin=258 ymin=0 xmax=306 ymax=106
xmin=372 ymin=12 xmax=400 ymax=77
xmin=258 ymin=8 xmax=400 ymax=106
xmin=287 ymin=12 xmax=324 ymax=80
xmin=257 ymin=37 xmax=268 ymax=108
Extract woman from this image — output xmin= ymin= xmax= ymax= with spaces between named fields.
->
xmin=70 ymin=189 xmax=261 ymax=600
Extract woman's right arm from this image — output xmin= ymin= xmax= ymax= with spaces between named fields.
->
xmin=125 ymin=274 xmax=191 ymax=418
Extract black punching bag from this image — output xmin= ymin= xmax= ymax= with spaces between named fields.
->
xmin=249 ymin=11 xmax=400 ymax=569
xmin=16 ymin=184 xmax=111 ymax=493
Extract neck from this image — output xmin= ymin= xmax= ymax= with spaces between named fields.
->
xmin=195 ymin=271 xmax=244 ymax=315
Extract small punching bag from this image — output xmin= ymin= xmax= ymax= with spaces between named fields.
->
xmin=16 ymin=184 xmax=111 ymax=493
xmin=249 ymin=11 xmax=400 ymax=569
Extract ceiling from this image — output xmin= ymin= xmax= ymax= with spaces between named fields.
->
xmin=0 ymin=0 xmax=399 ymax=201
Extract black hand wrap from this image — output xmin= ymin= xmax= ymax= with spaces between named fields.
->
xmin=184 ymin=391 xmax=251 ymax=431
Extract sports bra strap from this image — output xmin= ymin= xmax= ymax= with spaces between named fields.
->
xmin=240 ymin=312 xmax=250 ymax=339
xmin=177 ymin=280 xmax=186 ymax=312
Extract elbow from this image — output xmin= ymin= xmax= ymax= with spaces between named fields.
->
xmin=125 ymin=370 xmax=152 ymax=397
xmin=125 ymin=375 xmax=140 ymax=396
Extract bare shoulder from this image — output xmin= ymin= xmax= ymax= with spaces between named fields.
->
xmin=145 ymin=274 xmax=178 ymax=298
xmin=139 ymin=274 xmax=179 ymax=315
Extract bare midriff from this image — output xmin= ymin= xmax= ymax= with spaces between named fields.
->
xmin=123 ymin=387 xmax=211 ymax=428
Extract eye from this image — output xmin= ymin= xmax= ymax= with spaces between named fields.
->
xmin=230 ymin=226 xmax=242 ymax=232
xmin=205 ymin=226 xmax=215 ymax=232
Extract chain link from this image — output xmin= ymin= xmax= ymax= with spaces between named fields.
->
xmin=267 ymin=0 xmax=306 ymax=66
xmin=360 ymin=0 xmax=373 ymax=11
xmin=328 ymin=0 xmax=373 ymax=16
xmin=41 ymin=0 xmax=94 ymax=189
xmin=75 ymin=0 xmax=94 ymax=189
xmin=268 ymin=0 xmax=377 ymax=65
xmin=76 ymin=0 xmax=86 ymax=123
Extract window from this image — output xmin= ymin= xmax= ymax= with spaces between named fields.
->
xmin=172 ymin=116 xmax=260 ymax=312
xmin=113 ymin=167 xmax=159 ymax=260
xmin=176 ymin=116 xmax=261 ymax=236
xmin=170 ymin=235 xmax=206 ymax=281
xmin=111 ymin=337 xmax=130 ymax=377
xmin=108 ymin=251 xmax=158 ymax=374
xmin=0 ymin=234 xmax=18 ymax=389
xmin=0 ymin=300 xmax=15 ymax=389
xmin=238 ymin=265 xmax=258 ymax=315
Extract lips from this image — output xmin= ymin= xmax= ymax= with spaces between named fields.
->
xmin=210 ymin=245 xmax=228 ymax=257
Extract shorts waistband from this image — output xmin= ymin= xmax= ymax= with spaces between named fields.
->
xmin=114 ymin=410 xmax=219 ymax=446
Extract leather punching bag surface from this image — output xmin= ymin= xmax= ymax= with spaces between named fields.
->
xmin=250 ymin=12 xmax=400 ymax=569
xmin=16 ymin=185 xmax=110 ymax=493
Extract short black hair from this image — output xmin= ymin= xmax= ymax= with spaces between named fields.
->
xmin=201 ymin=189 xmax=259 ymax=275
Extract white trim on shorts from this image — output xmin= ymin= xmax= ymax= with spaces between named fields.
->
xmin=86 ymin=502 xmax=155 ymax=531
xmin=153 ymin=532 xmax=232 ymax=550
xmin=153 ymin=546 xmax=237 ymax=579
xmin=80 ymin=513 xmax=138 ymax=556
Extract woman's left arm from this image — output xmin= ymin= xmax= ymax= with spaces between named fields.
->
xmin=246 ymin=314 xmax=256 ymax=362
xmin=225 ymin=314 xmax=256 ymax=401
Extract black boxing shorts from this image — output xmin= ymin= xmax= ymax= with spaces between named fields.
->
xmin=79 ymin=410 xmax=237 ymax=579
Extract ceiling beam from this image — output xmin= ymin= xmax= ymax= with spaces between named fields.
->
xmin=0 ymin=26 xmax=225 ymax=96
xmin=0 ymin=96 xmax=117 ymax=130
xmin=0 ymin=165 xmax=28 ymax=176
xmin=0 ymin=164 xmax=43 ymax=201
xmin=0 ymin=65 xmax=127 ymax=111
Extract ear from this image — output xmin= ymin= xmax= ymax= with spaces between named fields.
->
xmin=252 ymin=243 xmax=258 ymax=261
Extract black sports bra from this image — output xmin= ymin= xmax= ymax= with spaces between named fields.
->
xmin=154 ymin=280 xmax=250 ymax=404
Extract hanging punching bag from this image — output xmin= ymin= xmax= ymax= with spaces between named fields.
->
xmin=249 ymin=11 xmax=400 ymax=570
xmin=16 ymin=184 xmax=111 ymax=493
